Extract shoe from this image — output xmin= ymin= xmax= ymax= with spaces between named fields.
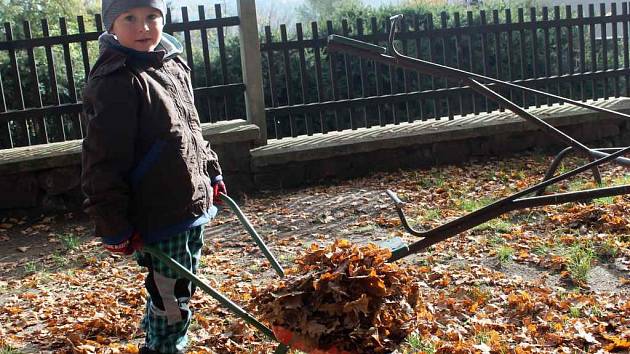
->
xmin=139 ymin=347 xmax=184 ymax=354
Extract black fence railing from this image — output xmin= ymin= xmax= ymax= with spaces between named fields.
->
xmin=0 ymin=4 xmax=244 ymax=149
xmin=262 ymin=2 xmax=630 ymax=139
xmin=3 ymin=3 xmax=630 ymax=148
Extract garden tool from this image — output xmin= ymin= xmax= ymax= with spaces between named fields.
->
xmin=327 ymin=14 xmax=630 ymax=262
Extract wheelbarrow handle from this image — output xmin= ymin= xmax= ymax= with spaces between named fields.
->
xmin=219 ymin=193 xmax=285 ymax=278
xmin=142 ymin=245 xmax=290 ymax=353
xmin=142 ymin=245 xmax=269 ymax=335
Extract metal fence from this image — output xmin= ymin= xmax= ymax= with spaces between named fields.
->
xmin=262 ymin=3 xmax=630 ymax=139
xmin=3 ymin=2 xmax=630 ymax=148
xmin=0 ymin=4 xmax=244 ymax=149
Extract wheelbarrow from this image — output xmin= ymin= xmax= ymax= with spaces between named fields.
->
xmin=142 ymin=14 xmax=630 ymax=353
xmin=142 ymin=194 xmax=360 ymax=353
xmin=325 ymin=14 xmax=630 ymax=262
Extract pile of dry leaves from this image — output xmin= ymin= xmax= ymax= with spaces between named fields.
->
xmin=252 ymin=239 xmax=418 ymax=353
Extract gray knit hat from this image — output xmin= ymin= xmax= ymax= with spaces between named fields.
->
xmin=102 ymin=0 xmax=167 ymax=31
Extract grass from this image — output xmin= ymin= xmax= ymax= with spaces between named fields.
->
xmin=403 ymin=332 xmax=436 ymax=354
xmin=567 ymin=178 xmax=588 ymax=191
xmin=418 ymin=170 xmax=446 ymax=189
xmin=565 ymin=243 xmax=596 ymax=285
xmin=351 ymin=224 xmax=377 ymax=234
xmin=23 ymin=260 xmax=38 ymax=274
xmin=595 ymin=239 xmax=619 ymax=261
xmin=496 ymin=245 xmax=514 ymax=265
xmin=60 ymin=233 xmax=80 ymax=251
xmin=422 ymin=208 xmax=441 ymax=221
xmin=612 ymin=174 xmax=630 ymax=185
xmin=569 ymin=305 xmax=582 ymax=318
xmin=532 ymin=243 xmax=551 ymax=256
xmin=474 ymin=330 xmax=492 ymax=344
xmin=593 ymin=196 xmax=615 ymax=206
xmin=486 ymin=235 xmax=506 ymax=247
xmin=459 ymin=196 xmax=495 ymax=213
xmin=0 ymin=344 xmax=22 ymax=354
xmin=589 ymin=305 xmax=603 ymax=318
xmin=52 ymin=253 xmax=69 ymax=267
xmin=279 ymin=253 xmax=296 ymax=264
xmin=476 ymin=218 xmax=513 ymax=233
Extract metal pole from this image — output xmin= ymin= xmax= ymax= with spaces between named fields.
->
xmin=220 ymin=193 xmax=285 ymax=277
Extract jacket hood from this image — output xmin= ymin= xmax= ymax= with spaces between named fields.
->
xmin=98 ymin=31 xmax=183 ymax=60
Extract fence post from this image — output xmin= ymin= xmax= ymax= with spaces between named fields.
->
xmin=237 ymin=0 xmax=267 ymax=145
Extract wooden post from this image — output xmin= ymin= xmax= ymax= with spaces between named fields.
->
xmin=237 ymin=0 xmax=267 ymax=145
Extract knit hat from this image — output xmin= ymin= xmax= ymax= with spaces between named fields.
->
xmin=102 ymin=0 xmax=167 ymax=31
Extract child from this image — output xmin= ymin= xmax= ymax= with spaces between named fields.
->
xmin=81 ymin=0 xmax=226 ymax=352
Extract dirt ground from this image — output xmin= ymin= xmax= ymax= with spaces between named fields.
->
xmin=1 ymin=153 xmax=629 ymax=353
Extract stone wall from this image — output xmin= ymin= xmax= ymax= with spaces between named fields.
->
xmin=0 ymin=121 xmax=260 ymax=213
xmin=250 ymin=108 xmax=630 ymax=190
xmin=2 ymin=104 xmax=630 ymax=213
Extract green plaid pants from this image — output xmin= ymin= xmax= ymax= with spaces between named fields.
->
xmin=136 ymin=225 xmax=205 ymax=353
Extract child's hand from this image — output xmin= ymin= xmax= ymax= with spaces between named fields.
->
xmin=104 ymin=232 xmax=143 ymax=255
xmin=211 ymin=175 xmax=227 ymax=205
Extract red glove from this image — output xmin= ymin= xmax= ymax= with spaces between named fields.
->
xmin=104 ymin=232 xmax=143 ymax=255
xmin=211 ymin=175 xmax=227 ymax=205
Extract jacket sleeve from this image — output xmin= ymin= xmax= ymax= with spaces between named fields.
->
xmin=205 ymin=141 xmax=222 ymax=181
xmin=81 ymin=74 xmax=139 ymax=245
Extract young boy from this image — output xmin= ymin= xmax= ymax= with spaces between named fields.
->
xmin=81 ymin=1 xmax=226 ymax=352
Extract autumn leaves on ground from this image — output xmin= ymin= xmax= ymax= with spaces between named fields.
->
xmin=1 ymin=153 xmax=629 ymax=354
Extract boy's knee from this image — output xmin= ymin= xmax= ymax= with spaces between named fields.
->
xmin=148 ymin=272 xmax=192 ymax=325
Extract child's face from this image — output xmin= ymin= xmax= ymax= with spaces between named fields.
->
xmin=111 ymin=6 xmax=163 ymax=52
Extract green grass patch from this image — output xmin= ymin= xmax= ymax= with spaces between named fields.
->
xmin=593 ymin=196 xmax=615 ymax=206
xmin=532 ymin=242 xmax=551 ymax=256
xmin=589 ymin=305 xmax=603 ymax=318
xmin=60 ymin=233 xmax=81 ymax=251
xmin=422 ymin=208 xmax=441 ymax=221
xmin=612 ymin=174 xmax=630 ymax=185
xmin=279 ymin=253 xmax=296 ymax=264
xmin=403 ymin=332 xmax=436 ymax=354
xmin=567 ymin=178 xmax=587 ymax=191
xmin=475 ymin=330 xmax=491 ymax=344
xmin=0 ymin=344 xmax=22 ymax=354
xmin=486 ymin=235 xmax=506 ymax=247
xmin=476 ymin=218 xmax=513 ymax=233
xmin=419 ymin=170 xmax=446 ymax=189
xmin=23 ymin=260 xmax=38 ymax=274
xmin=565 ymin=243 xmax=595 ymax=285
xmin=569 ymin=305 xmax=582 ymax=318
xmin=51 ymin=253 xmax=69 ymax=267
xmin=557 ymin=162 xmax=570 ymax=176
xmin=459 ymin=197 xmax=495 ymax=213
xmin=352 ymin=224 xmax=377 ymax=234
xmin=496 ymin=245 xmax=514 ymax=265
xmin=595 ymin=239 xmax=619 ymax=261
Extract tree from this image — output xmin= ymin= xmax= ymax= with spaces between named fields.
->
xmin=0 ymin=0 xmax=99 ymax=30
xmin=296 ymin=0 xmax=363 ymax=23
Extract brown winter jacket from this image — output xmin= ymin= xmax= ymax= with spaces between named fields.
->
xmin=81 ymin=33 xmax=221 ymax=245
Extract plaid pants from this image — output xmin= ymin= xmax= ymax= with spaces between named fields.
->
xmin=136 ymin=225 xmax=204 ymax=353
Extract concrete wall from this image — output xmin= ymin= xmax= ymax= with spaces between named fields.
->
xmin=2 ymin=100 xmax=630 ymax=212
